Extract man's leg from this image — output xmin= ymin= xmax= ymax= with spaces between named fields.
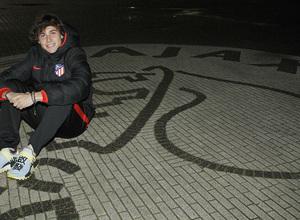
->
xmin=7 ymin=102 xmax=89 ymax=180
xmin=56 ymin=102 xmax=88 ymax=138
xmin=7 ymin=104 xmax=73 ymax=180
xmin=0 ymin=80 xmax=31 ymax=173
xmin=0 ymin=79 xmax=32 ymax=150
xmin=28 ymin=105 xmax=73 ymax=156
xmin=0 ymin=101 xmax=22 ymax=151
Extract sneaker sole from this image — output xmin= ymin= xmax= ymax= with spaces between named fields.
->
xmin=7 ymin=161 xmax=39 ymax=180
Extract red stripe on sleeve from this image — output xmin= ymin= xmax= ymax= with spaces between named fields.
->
xmin=74 ymin=104 xmax=89 ymax=127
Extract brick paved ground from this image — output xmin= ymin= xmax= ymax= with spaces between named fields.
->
xmin=0 ymin=1 xmax=299 ymax=219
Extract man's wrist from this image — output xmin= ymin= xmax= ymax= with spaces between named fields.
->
xmin=35 ymin=91 xmax=43 ymax=102
xmin=4 ymin=91 xmax=12 ymax=99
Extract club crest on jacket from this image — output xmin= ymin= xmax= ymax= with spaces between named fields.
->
xmin=55 ymin=64 xmax=65 ymax=77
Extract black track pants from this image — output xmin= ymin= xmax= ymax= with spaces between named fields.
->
xmin=0 ymin=80 xmax=87 ymax=155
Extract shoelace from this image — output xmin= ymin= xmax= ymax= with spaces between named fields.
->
xmin=17 ymin=151 xmax=36 ymax=164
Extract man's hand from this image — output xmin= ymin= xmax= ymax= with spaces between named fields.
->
xmin=6 ymin=92 xmax=33 ymax=110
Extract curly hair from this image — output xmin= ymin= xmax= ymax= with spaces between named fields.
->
xmin=29 ymin=14 xmax=64 ymax=42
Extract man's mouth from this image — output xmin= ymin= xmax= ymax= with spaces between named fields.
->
xmin=46 ymin=44 xmax=55 ymax=49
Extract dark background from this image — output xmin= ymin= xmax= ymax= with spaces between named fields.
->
xmin=0 ymin=0 xmax=299 ymax=57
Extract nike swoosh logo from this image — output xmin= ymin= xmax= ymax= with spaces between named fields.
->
xmin=33 ymin=65 xmax=42 ymax=70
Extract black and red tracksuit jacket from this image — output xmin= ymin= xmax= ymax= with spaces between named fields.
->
xmin=0 ymin=23 xmax=95 ymax=125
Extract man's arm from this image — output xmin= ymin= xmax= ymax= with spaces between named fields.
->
xmin=4 ymin=90 xmax=42 ymax=110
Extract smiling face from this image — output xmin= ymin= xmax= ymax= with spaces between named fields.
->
xmin=38 ymin=26 xmax=63 ymax=53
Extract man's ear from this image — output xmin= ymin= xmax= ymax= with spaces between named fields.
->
xmin=38 ymin=41 xmax=40 ymax=44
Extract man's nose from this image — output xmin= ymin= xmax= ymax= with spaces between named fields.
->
xmin=46 ymin=35 xmax=51 ymax=42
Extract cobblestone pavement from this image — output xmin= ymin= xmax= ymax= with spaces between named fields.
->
xmin=0 ymin=1 xmax=300 ymax=219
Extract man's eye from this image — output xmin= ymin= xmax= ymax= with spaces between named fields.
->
xmin=40 ymin=34 xmax=45 ymax=38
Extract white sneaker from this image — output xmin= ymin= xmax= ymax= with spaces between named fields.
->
xmin=7 ymin=148 xmax=39 ymax=180
xmin=0 ymin=148 xmax=19 ymax=174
